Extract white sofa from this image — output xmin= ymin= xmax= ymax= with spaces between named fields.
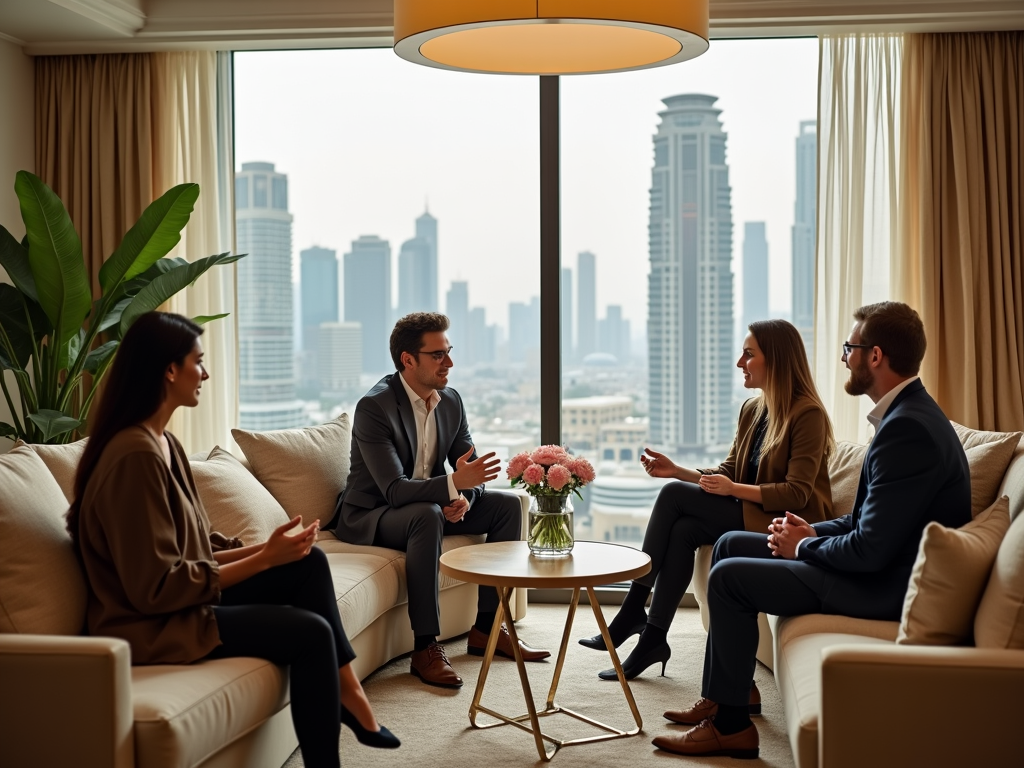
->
xmin=693 ymin=424 xmax=1024 ymax=768
xmin=0 ymin=416 xmax=528 ymax=768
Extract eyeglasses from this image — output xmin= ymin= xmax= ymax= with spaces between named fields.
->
xmin=842 ymin=342 xmax=874 ymax=356
xmin=416 ymin=346 xmax=454 ymax=362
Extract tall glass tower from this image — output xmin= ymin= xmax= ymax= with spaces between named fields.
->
xmin=235 ymin=161 xmax=306 ymax=430
xmin=577 ymin=251 xmax=597 ymax=359
xmin=742 ymin=222 xmax=769 ymax=335
xmin=344 ymin=235 xmax=392 ymax=375
xmin=792 ymin=120 xmax=817 ymax=355
xmin=647 ymin=94 xmax=734 ymax=456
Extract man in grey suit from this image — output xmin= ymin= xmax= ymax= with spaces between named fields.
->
xmin=330 ymin=312 xmax=549 ymax=688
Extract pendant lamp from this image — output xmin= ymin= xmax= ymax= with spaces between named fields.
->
xmin=393 ymin=0 xmax=709 ymax=76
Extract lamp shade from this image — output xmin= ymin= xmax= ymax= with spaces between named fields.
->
xmin=394 ymin=0 xmax=709 ymax=75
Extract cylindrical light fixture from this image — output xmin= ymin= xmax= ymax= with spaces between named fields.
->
xmin=394 ymin=0 xmax=709 ymax=76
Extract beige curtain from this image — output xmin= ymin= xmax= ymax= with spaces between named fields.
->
xmin=154 ymin=52 xmax=239 ymax=453
xmin=895 ymin=32 xmax=1024 ymax=432
xmin=35 ymin=54 xmax=155 ymax=295
xmin=814 ymin=34 xmax=903 ymax=443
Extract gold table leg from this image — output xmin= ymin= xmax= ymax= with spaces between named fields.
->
xmin=466 ymin=585 xmax=644 ymax=761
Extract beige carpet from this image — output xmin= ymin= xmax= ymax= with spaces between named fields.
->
xmin=285 ymin=605 xmax=795 ymax=768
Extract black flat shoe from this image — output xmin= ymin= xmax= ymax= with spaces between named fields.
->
xmin=341 ymin=706 xmax=401 ymax=749
xmin=597 ymin=640 xmax=670 ymax=680
xmin=578 ymin=619 xmax=647 ymax=651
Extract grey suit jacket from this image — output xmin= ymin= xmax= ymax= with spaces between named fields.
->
xmin=329 ymin=373 xmax=484 ymax=545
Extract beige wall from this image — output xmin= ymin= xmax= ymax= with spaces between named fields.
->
xmin=0 ymin=37 xmax=34 ymax=451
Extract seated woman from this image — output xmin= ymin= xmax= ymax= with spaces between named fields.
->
xmin=66 ymin=312 xmax=398 ymax=768
xmin=579 ymin=319 xmax=834 ymax=687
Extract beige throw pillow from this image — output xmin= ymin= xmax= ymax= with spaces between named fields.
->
xmin=232 ymin=414 xmax=351 ymax=528
xmin=827 ymin=441 xmax=867 ymax=520
xmin=950 ymin=422 xmax=1023 ymax=517
xmin=975 ymin=503 xmax=1024 ymax=648
xmin=897 ymin=496 xmax=1010 ymax=645
xmin=0 ymin=446 xmax=87 ymax=634
xmin=14 ymin=438 xmax=88 ymax=503
xmin=189 ymin=447 xmax=291 ymax=546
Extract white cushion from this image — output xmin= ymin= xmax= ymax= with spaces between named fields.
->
xmin=975 ymin=502 xmax=1024 ymax=648
xmin=951 ymin=423 xmax=1023 ymax=517
xmin=14 ymin=438 xmax=87 ymax=503
xmin=826 ymin=441 xmax=867 ymax=520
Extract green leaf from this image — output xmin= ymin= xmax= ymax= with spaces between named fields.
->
xmin=98 ymin=184 xmax=200 ymax=292
xmin=27 ymin=408 xmax=81 ymax=442
xmin=67 ymin=327 xmax=85 ymax=369
xmin=84 ymin=340 xmax=118 ymax=374
xmin=0 ymin=422 xmax=17 ymax=439
xmin=95 ymin=296 xmax=132 ymax=335
xmin=119 ymin=252 xmax=243 ymax=336
xmin=0 ymin=224 xmax=38 ymax=302
xmin=192 ymin=313 xmax=229 ymax=325
xmin=0 ymin=284 xmax=49 ymax=369
xmin=14 ymin=171 xmax=91 ymax=355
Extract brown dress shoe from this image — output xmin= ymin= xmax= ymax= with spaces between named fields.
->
xmin=410 ymin=643 xmax=463 ymax=688
xmin=652 ymin=718 xmax=759 ymax=759
xmin=467 ymin=625 xmax=551 ymax=661
xmin=663 ymin=683 xmax=762 ymax=725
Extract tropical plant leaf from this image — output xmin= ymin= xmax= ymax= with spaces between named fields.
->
xmin=67 ymin=327 xmax=85 ymax=369
xmin=98 ymin=184 xmax=200 ymax=292
xmin=0 ymin=224 xmax=38 ymax=301
xmin=12 ymin=368 xmax=37 ymax=412
xmin=192 ymin=313 xmax=229 ymax=325
xmin=27 ymin=408 xmax=81 ymax=442
xmin=14 ymin=171 xmax=91 ymax=353
xmin=0 ymin=421 xmax=17 ymax=439
xmin=0 ymin=284 xmax=49 ymax=369
xmin=84 ymin=340 xmax=118 ymax=374
xmin=119 ymin=252 xmax=243 ymax=336
xmin=94 ymin=296 xmax=133 ymax=335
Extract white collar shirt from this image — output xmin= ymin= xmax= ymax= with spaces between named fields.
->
xmin=398 ymin=372 xmax=459 ymax=502
xmin=867 ymin=376 xmax=920 ymax=431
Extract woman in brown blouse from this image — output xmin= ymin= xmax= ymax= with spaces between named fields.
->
xmin=67 ymin=312 xmax=398 ymax=768
xmin=579 ymin=319 xmax=835 ymax=681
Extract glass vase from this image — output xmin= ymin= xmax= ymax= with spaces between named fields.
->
xmin=527 ymin=494 xmax=574 ymax=556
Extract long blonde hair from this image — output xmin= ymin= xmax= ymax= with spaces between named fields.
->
xmin=747 ymin=320 xmax=835 ymax=461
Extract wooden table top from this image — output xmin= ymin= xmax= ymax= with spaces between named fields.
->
xmin=439 ymin=541 xmax=651 ymax=589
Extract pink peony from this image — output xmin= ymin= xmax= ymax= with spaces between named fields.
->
xmin=567 ymin=457 xmax=596 ymax=484
xmin=546 ymin=464 xmax=572 ymax=491
xmin=522 ymin=463 xmax=546 ymax=485
xmin=507 ymin=452 xmax=532 ymax=479
xmin=531 ymin=444 xmax=569 ymax=466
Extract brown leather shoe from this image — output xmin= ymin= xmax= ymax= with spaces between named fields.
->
xmin=652 ymin=718 xmax=759 ymax=759
xmin=410 ymin=643 xmax=463 ymax=688
xmin=663 ymin=684 xmax=762 ymax=725
xmin=467 ymin=625 xmax=551 ymax=661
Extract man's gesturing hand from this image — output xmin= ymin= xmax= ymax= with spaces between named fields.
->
xmin=453 ymin=446 xmax=500 ymax=490
xmin=767 ymin=511 xmax=816 ymax=559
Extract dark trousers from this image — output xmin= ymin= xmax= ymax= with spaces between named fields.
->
xmin=209 ymin=547 xmax=355 ymax=768
xmin=636 ymin=481 xmax=745 ymax=629
xmin=702 ymin=531 xmax=907 ymax=706
xmin=372 ymin=489 xmax=522 ymax=636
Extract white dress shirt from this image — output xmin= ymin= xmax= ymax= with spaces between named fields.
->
xmin=398 ymin=372 xmax=460 ymax=503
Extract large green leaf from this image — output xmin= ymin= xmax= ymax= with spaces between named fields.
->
xmin=27 ymin=408 xmax=81 ymax=442
xmin=14 ymin=171 xmax=91 ymax=353
xmin=119 ymin=252 xmax=243 ymax=336
xmin=98 ymin=184 xmax=200 ymax=292
xmin=0 ymin=284 xmax=49 ymax=369
xmin=0 ymin=422 xmax=17 ymax=439
xmin=192 ymin=313 xmax=229 ymax=325
xmin=84 ymin=340 xmax=118 ymax=374
xmin=94 ymin=296 xmax=133 ymax=335
xmin=0 ymin=224 xmax=38 ymax=302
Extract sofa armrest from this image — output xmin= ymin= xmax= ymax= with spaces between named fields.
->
xmin=0 ymin=634 xmax=135 ymax=768
xmin=820 ymin=644 xmax=1024 ymax=768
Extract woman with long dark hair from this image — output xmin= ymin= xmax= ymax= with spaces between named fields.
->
xmin=68 ymin=311 xmax=398 ymax=768
xmin=578 ymin=320 xmax=835 ymax=690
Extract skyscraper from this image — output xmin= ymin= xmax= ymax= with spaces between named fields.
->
xmin=508 ymin=297 xmax=540 ymax=364
xmin=792 ymin=120 xmax=817 ymax=354
xmin=647 ymin=94 xmax=735 ymax=455
xmin=416 ymin=209 xmax=438 ymax=310
xmin=577 ymin=251 xmax=597 ymax=359
xmin=318 ymin=322 xmax=362 ymax=393
xmin=344 ymin=235 xmax=392 ymax=374
xmin=598 ymin=305 xmax=631 ymax=364
xmin=397 ymin=236 xmax=433 ymax=317
xmin=742 ymin=222 xmax=769 ymax=334
xmin=446 ymin=280 xmax=469 ymax=361
xmin=235 ymin=161 xmax=306 ymax=430
xmin=300 ymin=246 xmax=339 ymax=358
xmin=561 ymin=267 xmax=573 ymax=363
xmin=466 ymin=306 xmax=496 ymax=365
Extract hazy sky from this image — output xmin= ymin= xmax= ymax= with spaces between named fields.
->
xmin=234 ymin=38 xmax=819 ymax=337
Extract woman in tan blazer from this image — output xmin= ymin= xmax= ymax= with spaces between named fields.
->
xmin=579 ymin=320 xmax=834 ymax=681
xmin=67 ymin=312 xmax=398 ymax=768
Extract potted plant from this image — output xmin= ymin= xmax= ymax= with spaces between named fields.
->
xmin=0 ymin=171 xmax=243 ymax=444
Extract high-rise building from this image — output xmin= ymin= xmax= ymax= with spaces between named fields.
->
xmin=647 ymin=94 xmax=735 ymax=455
xmin=466 ymin=306 xmax=496 ymax=365
xmin=235 ymin=161 xmax=306 ymax=430
xmin=598 ymin=305 xmax=631 ymax=364
xmin=742 ymin=222 xmax=769 ymax=335
xmin=318 ymin=322 xmax=362 ymax=393
xmin=397 ymin=236 xmax=433 ymax=317
xmin=792 ymin=120 xmax=817 ymax=354
xmin=446 ymin=280 xmax=469 ymax=361
xmin=561 ymin=267 xmax=574 ymax=363
xmin=344 ymin=235 xmax=392 ymax=374
xmin=508 ymin=297 xmax=540 ymax=364
xmin=577 ymin=251 xmax=597 ymax=358
xmin=416 ymin=209 xmax=438 ymax=310
xmin=300 ymin=245 xmax=339 ymax=358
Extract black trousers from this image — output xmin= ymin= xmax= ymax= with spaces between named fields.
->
xmin=372 ymin=489 xmax=522 ymax=636
xmin=636 ymin=481 xmax=745 ymax=629
xmin=701 ymin=531 xmax=908 ymax=706
xmin=208 ymin=547 xmax=355 ymax=768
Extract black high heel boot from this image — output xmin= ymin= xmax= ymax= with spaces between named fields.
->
xmin=597 ymin=635 xmax=671 ymax=680
xmin=578 ymin=616 xmax=647 ymax=651
xmin=341 ymin=706 xmax=401 ymax=749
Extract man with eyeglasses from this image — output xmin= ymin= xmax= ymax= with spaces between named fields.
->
xmin=653 ymin=301 xmax=971 ymax=759
xmin=329 ymin=312 xmax=550 ymax=689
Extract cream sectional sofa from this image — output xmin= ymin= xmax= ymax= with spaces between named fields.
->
xmin=693 ymin=424 xmax=1024 ymax=768
xmin=0 ymin=415 xmax=528 ymax=768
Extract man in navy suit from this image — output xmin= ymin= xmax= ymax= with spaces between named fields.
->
xmin=653 ymin=301 xmax=971 ymax=759
xmin=330 ymin=312 xmax=549 ymax=689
